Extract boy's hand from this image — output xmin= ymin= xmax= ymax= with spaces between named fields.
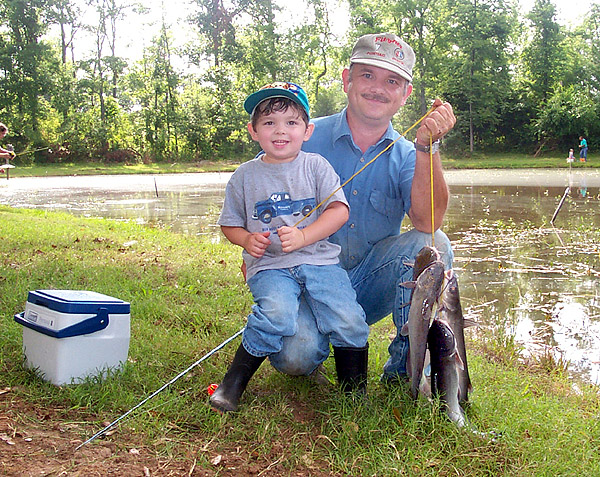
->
xmin=243 ymin=231 xmax=271 ymax=258
xmin=278 ymin=226 xmax=305 ymax=253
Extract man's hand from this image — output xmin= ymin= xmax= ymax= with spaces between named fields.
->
xmin=243 ymin=231 xmax=271 ymax=258
xmin=277 ymin=226 xmax=305 ymax=253
xmin=415 ymin=99 xmax=456 ymax=145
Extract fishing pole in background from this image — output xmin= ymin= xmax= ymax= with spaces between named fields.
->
xmin=14 ymin=146 xmax=52 ymax=156
xmin=550 ymin=152 xmax=573 ymax=225
xmin=3 ymin=145 xmax=52 ymax=158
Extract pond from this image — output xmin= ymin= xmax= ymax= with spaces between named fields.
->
xmin=1 ymin=168 xmax=599 ymax=384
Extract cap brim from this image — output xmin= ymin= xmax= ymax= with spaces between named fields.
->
xmin=244 ymin=89 xmax=308 ymax=116
xmin=350 ymin=58 xmax=412 ymax=82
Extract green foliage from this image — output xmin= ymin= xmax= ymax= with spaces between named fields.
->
xmin=0 ymin=0 xmax=599 ymax=161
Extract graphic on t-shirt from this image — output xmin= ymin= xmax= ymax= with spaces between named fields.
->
xmin=252 ymin=192 xmax=316 ymax=224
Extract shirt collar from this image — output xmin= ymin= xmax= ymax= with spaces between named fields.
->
xmin=332 ymin=107 xmax=401 ymax=149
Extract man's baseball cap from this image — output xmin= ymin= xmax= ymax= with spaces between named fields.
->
xmin=350 ymin=33 xmax=415 ymax=82
xmin=244 ymin=82 xmax=310 ymax=119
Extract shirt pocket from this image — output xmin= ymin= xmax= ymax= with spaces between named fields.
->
xmin=369 ymin=189 xmax=406 ymax=218
xmin=366 ymin=190 xmax=405 ymax=244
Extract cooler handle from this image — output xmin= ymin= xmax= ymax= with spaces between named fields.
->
xmin=14 ymin=308 xmax=110 ymax=338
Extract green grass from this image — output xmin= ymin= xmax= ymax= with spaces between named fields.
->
xmin=1 ymin=206 xmax=599 ymax=475
xmin=5 ymin=159 xmax=242 ymax=177
xmin=443 ymin=151 xmax=597 ymax=169
xmin=4 ymin=152 xmax=597 ymax=178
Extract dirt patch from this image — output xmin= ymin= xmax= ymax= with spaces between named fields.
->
xmin=0 ymin=388 xmax=336 ymax=476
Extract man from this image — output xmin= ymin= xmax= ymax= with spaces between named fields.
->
xmin=579 ymin=136 xmax=588 ymax=162
xmin=268 ymin=33 xmax=456 ymax=385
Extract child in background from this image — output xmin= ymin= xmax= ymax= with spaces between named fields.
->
xmin=210 ymin=82 xmax=370 ymax=413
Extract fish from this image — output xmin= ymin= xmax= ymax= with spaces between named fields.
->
xmin=401 ymin=247 xmax=445 ymax=400
xmin=427 ymin=318 xmax=466 ymax=427
xmin=440 ymin=270 xmax=472 ymax=404
xmin=412 ymin=245 xmax=441 ymax=280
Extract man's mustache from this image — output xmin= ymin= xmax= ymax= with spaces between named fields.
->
xmin=361 ymin=93 xmax=390 ymax=103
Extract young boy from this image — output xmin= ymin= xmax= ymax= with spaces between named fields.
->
xmin=211 ymin=82 xmax=370 ymax=412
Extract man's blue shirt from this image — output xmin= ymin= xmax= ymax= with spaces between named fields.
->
xmin=303 ymin=108 xmax=416 ymax=270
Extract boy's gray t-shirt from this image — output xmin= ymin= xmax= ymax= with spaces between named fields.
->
xmin=218 ymin=150 xmax=348 ymax=280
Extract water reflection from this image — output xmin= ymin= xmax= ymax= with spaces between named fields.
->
xmin=442 ymin=173 xmax=600 ymax=384
xmin=1 ymin=170 xmax=599 ymax=383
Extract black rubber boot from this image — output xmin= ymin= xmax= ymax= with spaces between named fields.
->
xmin=333 ymin=344 xmax=369 ymax=394
xmin=209 ymin=344 xmax=266 ymax=413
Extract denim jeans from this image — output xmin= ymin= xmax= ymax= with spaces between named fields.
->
xmin=268 ymin=229 xmax=454 ymax=377
xmin=243 ymin=264 xmax=369 ymax=358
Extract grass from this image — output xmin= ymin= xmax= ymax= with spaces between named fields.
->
xmin=5 ymin=159 xmax=242 ymax=177
xmin=4 ymin=152 xmax=597 ymax=178
xmin=1 ymin=206 xmax=599 ymax=475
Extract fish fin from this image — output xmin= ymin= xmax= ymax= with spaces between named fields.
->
xmin=463 ymin=318 xmax=478 ymax=328
xmin=399 ymin=280 xmax=415 ymax=289
xmin=400 ymin=323 xmax=409 ymax=337
xmin=455 ymin=352 xmax=465 ymax=371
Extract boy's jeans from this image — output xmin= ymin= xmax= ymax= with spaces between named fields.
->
xmin=243 ymin=264 xmax=370 ymax=357
xmin=268 ymin=229 xmax=454 ymax=378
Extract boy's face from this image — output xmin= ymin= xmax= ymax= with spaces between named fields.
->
xmin=248 ymin=108 xmax=314 ymax=164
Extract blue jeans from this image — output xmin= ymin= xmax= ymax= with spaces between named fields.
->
xmin=268 ymin=230 xmax=454 ymax=377
xmin=580 ymin=147 xmax=588 ymax=160
xmin=243 ymin=264 xmax=369 ymax=358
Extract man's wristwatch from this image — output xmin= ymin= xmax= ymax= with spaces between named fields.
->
xmin=414 ymin=139 xmax=440 ymax=154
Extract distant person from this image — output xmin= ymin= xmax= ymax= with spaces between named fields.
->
xmin=579 ymin=136 xmax=588 ymax=162
xmin=567 ymin=148 xmax=574 ymax=163
xmin=211 ymin=82 xmax=370 ymax=413
xmin=0 ymin=123 xmax=15 ymax=162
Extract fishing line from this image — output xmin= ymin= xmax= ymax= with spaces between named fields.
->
xmin=14 ymin=146 xmax=51 ymax=157
xmin=76 ymin=326 xmax=245 ymax=449
xmin=429 ymin=133 xmax=435 ymax=247
xmin=293 ymin=105 xmax=438 ymax=227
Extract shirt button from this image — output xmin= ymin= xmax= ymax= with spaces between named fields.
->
xmin=350 ymin=256 xmax=355 ymax=261
xmin=352 ymin=190 xmax=358 ymax=195
xmin=350 ymin=223 xmax=355 ymax=229
xmin=360 ymin=157 xmax=365 ymax=163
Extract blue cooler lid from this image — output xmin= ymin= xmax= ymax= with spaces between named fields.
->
xmin=27 ymin=290 xmax=130 ymax=314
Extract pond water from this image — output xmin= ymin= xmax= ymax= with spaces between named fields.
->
xmin=2 ymin=168 xmax=599 ymax=384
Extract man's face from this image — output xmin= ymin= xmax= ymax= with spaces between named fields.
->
xmin=342 ymin=64 xmax=412 ymax=126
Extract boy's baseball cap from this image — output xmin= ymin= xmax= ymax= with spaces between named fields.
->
xmin=244 ymin=82 xmax=310 ymax=118
xmin=350 ymin=33 xmax=415 ymax=82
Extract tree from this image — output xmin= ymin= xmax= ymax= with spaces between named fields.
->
xmin=0 ymin=0 xmax=56 ymax=144
xmin=522 ymin=0 xmax=563 ymax=104
xmin=47 ymin=0 xmax=82 ymax=65
xmin=441 ymin=0 xmax=515 ymax=152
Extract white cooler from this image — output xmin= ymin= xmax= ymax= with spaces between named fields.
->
xmin=14 ymin=290 xmax=131 ymax=385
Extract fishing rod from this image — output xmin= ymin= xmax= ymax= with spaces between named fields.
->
xmin=14 ymin=146 xmax=52 ymax=157
xmin=76 ymin=326 xmax=245 ymax=450
xmin=294 ymin=105 xmax=438 ymax=228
